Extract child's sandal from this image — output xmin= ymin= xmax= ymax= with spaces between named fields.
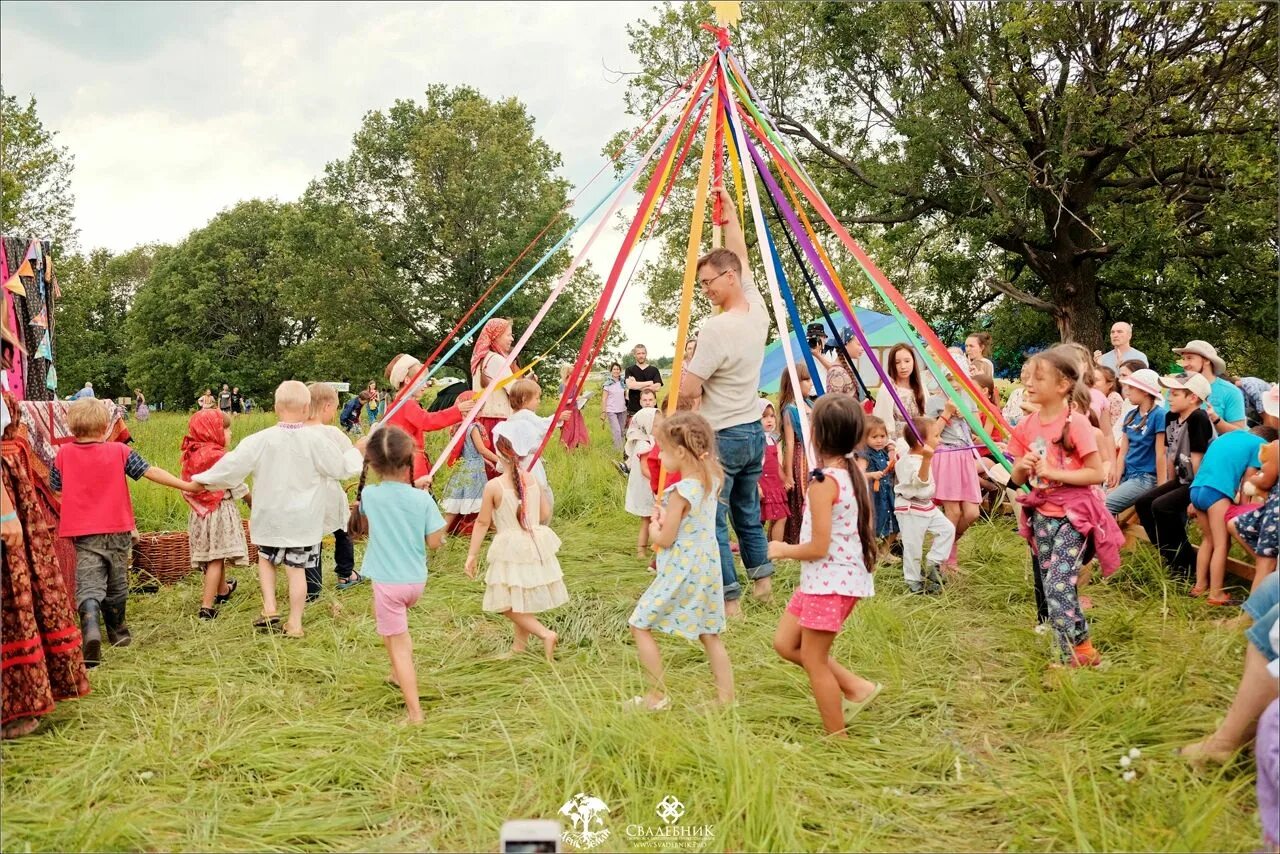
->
xmin=253 ymin=614 xmax=281 ymax=631
xmin=1189 ymin=586 xmax=1207 ymax=598
xmin=198 ymin=607 xmax=218 ymax=621
xmin=214 ymin=578 xmax=238 ymax=605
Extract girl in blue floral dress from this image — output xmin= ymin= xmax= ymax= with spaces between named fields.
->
xmin=442 ymin=422 xmax=498 ymax=535
xmin=627 ymin=413 xmax=733 ymax=711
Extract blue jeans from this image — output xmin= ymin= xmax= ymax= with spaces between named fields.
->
xmin=1244 ymin=573 xmax=1279 ymax=663
xmin=1105 ymin=472 xmax=1157 ymax=515
xmin=714 ymin=422 xmax=775 ymax=601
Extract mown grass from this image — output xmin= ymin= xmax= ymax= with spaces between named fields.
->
xmin=0 ymin=401 xmax=1264 ymax=852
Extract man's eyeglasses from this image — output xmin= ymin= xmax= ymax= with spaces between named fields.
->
xmin=698 ymin=270 xmax=730 ymax=288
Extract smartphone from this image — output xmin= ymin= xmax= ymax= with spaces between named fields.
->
xmin=499 ymin=819 xmax=562 ymax=853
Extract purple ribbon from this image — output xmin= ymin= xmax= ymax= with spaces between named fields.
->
xmin=732 ymin=98 xmax=924 ymax=445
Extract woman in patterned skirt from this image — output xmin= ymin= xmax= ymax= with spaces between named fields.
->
xmin=1 ymin=392 xmax=90 ymax=738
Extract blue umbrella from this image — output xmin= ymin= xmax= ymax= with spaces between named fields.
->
xmin=758 ymin=310 xmax=905 ymax=393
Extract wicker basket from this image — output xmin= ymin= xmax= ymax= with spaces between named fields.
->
xmin=133 ymin=520 xmax=257 ymax=586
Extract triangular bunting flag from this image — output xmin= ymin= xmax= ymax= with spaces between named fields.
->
xmin=3 ymin=273 xmax=26 ymax=297
xmin=31 ymin=309 xmax=48 ymax=329
xmin=24 ymin=242 xmax=38 ymax=261
xmin=34 ymin=330 xmax=52 ymax=360
xmin=14 ymin=260 xmax=33 ymax=279
xmin=45 ymin=364 xmax=57 ymax=391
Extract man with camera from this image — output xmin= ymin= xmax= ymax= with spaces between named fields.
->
xmin=803 ymin=322 xmax=866 ymax=402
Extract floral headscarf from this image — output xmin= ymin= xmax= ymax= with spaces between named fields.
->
xmin=470 ymin=318 xmax=514 ymax=379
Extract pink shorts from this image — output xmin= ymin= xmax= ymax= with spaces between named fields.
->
xmin=371 ymin=581 xmax=424 ymax=636
xmin=786 ymin=590 xmax=859 ymax=632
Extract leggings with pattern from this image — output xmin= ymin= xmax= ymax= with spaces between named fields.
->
xmin=1030 ymin=512 xmax=1089 ymax=658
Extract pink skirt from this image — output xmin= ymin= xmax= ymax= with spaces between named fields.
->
xmin=931 ymin=446 xmax=982 ymax=504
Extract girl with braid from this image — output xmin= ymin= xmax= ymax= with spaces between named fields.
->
xmin=353 ymin=425 xmax=445 ymax=725
xmin=768 ymin=394 xmax=882 ymax=736
xmin=465 ymin=426 xmax=567 ymax=662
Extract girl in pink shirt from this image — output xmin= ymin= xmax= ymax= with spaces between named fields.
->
xmin=1007 ymin=348 xmax=1107 ymax=668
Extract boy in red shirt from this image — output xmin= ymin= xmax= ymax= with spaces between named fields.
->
xmin=52 ymin=399 xmax=195 ymax=666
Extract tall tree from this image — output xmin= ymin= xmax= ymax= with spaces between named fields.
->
xmin=0 ymin=92 xmax=77 ymax=244
xmin=56 ymin=245 xmax=164 ymax=397
xmin=309 ymin=85 xmax=602 ymax=376
xmin=125 ymin=201 xmax=303 ymax=404
xmin=620 ymin=2 xmax=1278 ymax=372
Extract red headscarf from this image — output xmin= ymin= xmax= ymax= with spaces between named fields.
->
xmin=181 ymin=410 xmax=228 ymax=516
xmin=470 ymin=318 xmax=513 ymax=379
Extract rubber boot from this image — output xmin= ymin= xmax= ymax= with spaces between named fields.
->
xmin=79 ymin=600 xmax=103 ymax=668
xmin=924 ymin=561 xmax=944 ymax=595
xmin=103 ymin=598 xmax=132 ymax=648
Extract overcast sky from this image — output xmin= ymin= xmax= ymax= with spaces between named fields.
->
xmin=0 ymin=0 xmax=686 ymax=356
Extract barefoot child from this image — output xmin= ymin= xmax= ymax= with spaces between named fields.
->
xmin=768 ymin=394 xmax=882 ymax=736
xmin=353 ymin=426 xmax=445 ymax=725
xmin=465 ymin=429 xmax=567 ymax=661
xmin=193 ymin=381 xmax=363 ymax=637
xmin=627 ymin=412 xmax=733 ymax=710
xmin=1007 ymin=349 xmax=1116 ymax=667
xmin=53 ymin=399 xmax=197 ymax=666
xmin=1190 ymin=425 xmax=1273 ymax=604
xmin=180 ymin=410 xmax=250 ymax=619
xmin=894 ymin=416 xmax=955 ymax=595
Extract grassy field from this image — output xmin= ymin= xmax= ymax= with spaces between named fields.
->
xmin=0 ymin=401 xmax=1264 ymax=852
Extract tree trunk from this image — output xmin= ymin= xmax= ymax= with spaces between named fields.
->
xmin=1046 ymin=264 xmax=1104 ymax=351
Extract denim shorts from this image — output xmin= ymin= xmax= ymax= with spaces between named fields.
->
xmin=1244 ymin=573 xmax=1279 ymax=663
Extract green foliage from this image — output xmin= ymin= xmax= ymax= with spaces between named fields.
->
xmin=620 ymin=1 xmax=1278 ymax=372
xmin=1 ymin=408 xmax=1264 ymax=852
xmin=0 ymin=91 xmax=77 ymax=244
xmin=55 ymin=246 xmax=164 ymax=397
xmin=125 ymin=200 xmax=302 ymax=404
xmin=308 ymin=86 xmax=602 ymax=377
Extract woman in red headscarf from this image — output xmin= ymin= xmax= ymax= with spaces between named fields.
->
xmin=471 ymin=318 xmax=517 ymax=436
xmin=181 ymin=410 xmax=249 ymax=619
xmin=383 ymin=353 xmax=474 ymax=484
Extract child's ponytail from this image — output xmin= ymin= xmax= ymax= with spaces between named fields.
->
xmin=809 ymin=395 xmax=878 ymax=571
xmin=348 ymin=460 xmax=370 ymax=539
xmin=495 ymin=435 xmax=533 ymax=532
xmin=841 ymin=452 xmax=878 ymax=572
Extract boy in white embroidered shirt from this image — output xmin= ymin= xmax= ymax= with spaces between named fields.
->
xmin=893 ymin=415 xmax=956 ymax=596
xmin=193 ymin=381 xmax=362 ymax=637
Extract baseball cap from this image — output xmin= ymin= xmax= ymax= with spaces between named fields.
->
xmin=1159 ymin=372 xmax=1212 ymax=401
xmin=1120 ymin=368 xmax=1162 ymax=399
xmin=1172 ymin=340 xmax=1226 ymax=374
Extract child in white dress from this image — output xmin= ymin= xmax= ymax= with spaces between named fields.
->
xmin=465 ymin=426 xmax=568 ymax=662
xmin=625 ymin=389 xmax=659 ymax=557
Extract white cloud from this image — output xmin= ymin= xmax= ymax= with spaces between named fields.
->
xmin=1 ymin=0 xmax=686 ymax=355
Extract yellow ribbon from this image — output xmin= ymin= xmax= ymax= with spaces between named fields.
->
xmin=656 ymin=83 xmax=721 ymax=494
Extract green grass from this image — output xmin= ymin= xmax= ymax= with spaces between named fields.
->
xmin=0 ymin=404 xmax=1264 ymax=852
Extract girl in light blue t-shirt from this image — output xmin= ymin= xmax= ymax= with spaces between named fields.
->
xmin=355 ymin=425 xmax=445 ymax=725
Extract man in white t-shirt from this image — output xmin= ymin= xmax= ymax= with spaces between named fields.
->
xmin=681 ymin=187 xmax=774 ymax=613
xmin=1095 ymin=322 xmax=1148 ymax=372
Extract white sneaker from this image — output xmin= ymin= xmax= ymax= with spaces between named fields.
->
xmin=1034 ymin=624 xmax=1050 ymax=635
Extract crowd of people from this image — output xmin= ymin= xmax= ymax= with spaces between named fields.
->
xmin=2 ymin=185 xmax=1277 ymax=847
